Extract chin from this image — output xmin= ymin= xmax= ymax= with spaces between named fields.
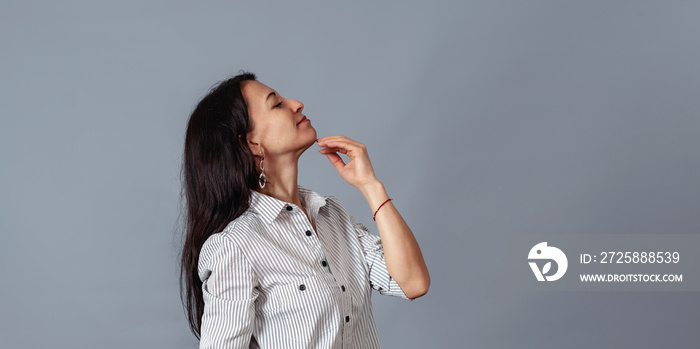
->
xmin=308 ymin=127 xmax=317 ymax=140
xmin=298 ymin=132 xmax=317 ymax=154
xmin=306 ymin=134 xmax=318 ymax=148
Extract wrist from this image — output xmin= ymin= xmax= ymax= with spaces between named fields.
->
xmin=358 ymin=178 xmax=384 ymax=196
xmin=358 ymin=180 xmax=389 ymax=213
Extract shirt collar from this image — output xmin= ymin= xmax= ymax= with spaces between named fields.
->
xmin=249 ymin=185 xmax=328 ymax=225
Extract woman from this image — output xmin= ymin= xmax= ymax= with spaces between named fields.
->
xmin=180 ymin=72 xmax=430 ymax=348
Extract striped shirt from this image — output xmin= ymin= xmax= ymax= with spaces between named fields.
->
xmin=197 ymin=185 xmax=411 ymax=348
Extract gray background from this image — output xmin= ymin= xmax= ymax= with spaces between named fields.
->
xmin=1 ymin=1 xmax=699 ymax=348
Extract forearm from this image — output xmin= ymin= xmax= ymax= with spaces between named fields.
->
xmin=358 ymin=180 xmax=430 ymax=299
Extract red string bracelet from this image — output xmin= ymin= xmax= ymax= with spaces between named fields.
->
xmin=373 ymin=198 xmax=393 ymax=221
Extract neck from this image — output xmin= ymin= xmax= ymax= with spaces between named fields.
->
xmin=255 ymin=152 xmax=302 ymax=207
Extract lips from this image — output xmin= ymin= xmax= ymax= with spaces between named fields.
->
xmin=297 ymin=116 xmax=309 ymax=125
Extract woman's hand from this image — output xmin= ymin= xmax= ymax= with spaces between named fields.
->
xmin=317 ymin=135 xmax=379 ymax=189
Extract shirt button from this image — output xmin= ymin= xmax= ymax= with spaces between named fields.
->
xmin=321 ymin=261 xmax=328 ymax=267
xmin=299 ymin=284 xmax=306 ymax=291
xmin=341 ymin=285 xmax=346 ymax=292
xmin=286 ymin=205 xmax=293 ymax=211
xmin=345 ymin=316 xmax=350 ymax=322
xmin=305 ymin=230 xmax=312 ymax=236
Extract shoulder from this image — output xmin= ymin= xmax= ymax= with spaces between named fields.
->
xmin=203 ymin=210 xmax=263 ymax=249
xmin=198 ymin=210 xmax=262 ymax=271
xmin=298 ymin=185 xmax=349 ymax=216
xmin=222 ymin=209 xmax=264 ymax=240
xmin=323 ymin=194 xmax=347 ymax=213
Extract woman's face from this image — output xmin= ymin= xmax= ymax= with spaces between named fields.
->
xmin=241 ymin=80 xmax=317 ymax=158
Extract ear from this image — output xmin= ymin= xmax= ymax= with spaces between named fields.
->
xmin=241 ymin=133 xmax=261 ymax=156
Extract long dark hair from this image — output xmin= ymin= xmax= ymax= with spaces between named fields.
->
xmin=180 ymin=72 xmax=258 ymax=338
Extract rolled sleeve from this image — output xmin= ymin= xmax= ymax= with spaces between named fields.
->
xmin=351 ymin=218 xmax=411 ymax=301
xmin=198 ymin=233 xmax=259 ymax=348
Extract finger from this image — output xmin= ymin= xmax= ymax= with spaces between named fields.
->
xmin=316 ymin=139 xmax=364 ymax=156
xmin=317 ymin=135 xmax=348 ymax=143
xmin=320 ymin=135 xmax=364 ymax=148
xmin=320 ymin=136 xmax=360 ymax=147
xmin=317 ymin=135 xmax=362 ymax=147
xmin=319 ymin=142 xmax=355 ymax=158
xmin=319 ymin=146 xmax=347 ymax=154
xmin=325 ymin=152 xmax=346 ymax=172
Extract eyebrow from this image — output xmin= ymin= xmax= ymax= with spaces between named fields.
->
xmin=265 ymin=92 xmax=277 ymax=104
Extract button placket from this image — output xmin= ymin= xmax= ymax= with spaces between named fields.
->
xmin=288 ymin=203 xmax=334 ymax=280
xmin=340 ymin=286 xmax=354 ymax=348
xmin=337 ymin=278 xmax=353 ymax=341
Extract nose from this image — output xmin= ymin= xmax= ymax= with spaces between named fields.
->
xmin=289 ymin=99 xmax=304 ymax=114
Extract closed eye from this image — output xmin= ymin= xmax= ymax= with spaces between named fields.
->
xmin=274 ymin=101 xmax=282 ymax=108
